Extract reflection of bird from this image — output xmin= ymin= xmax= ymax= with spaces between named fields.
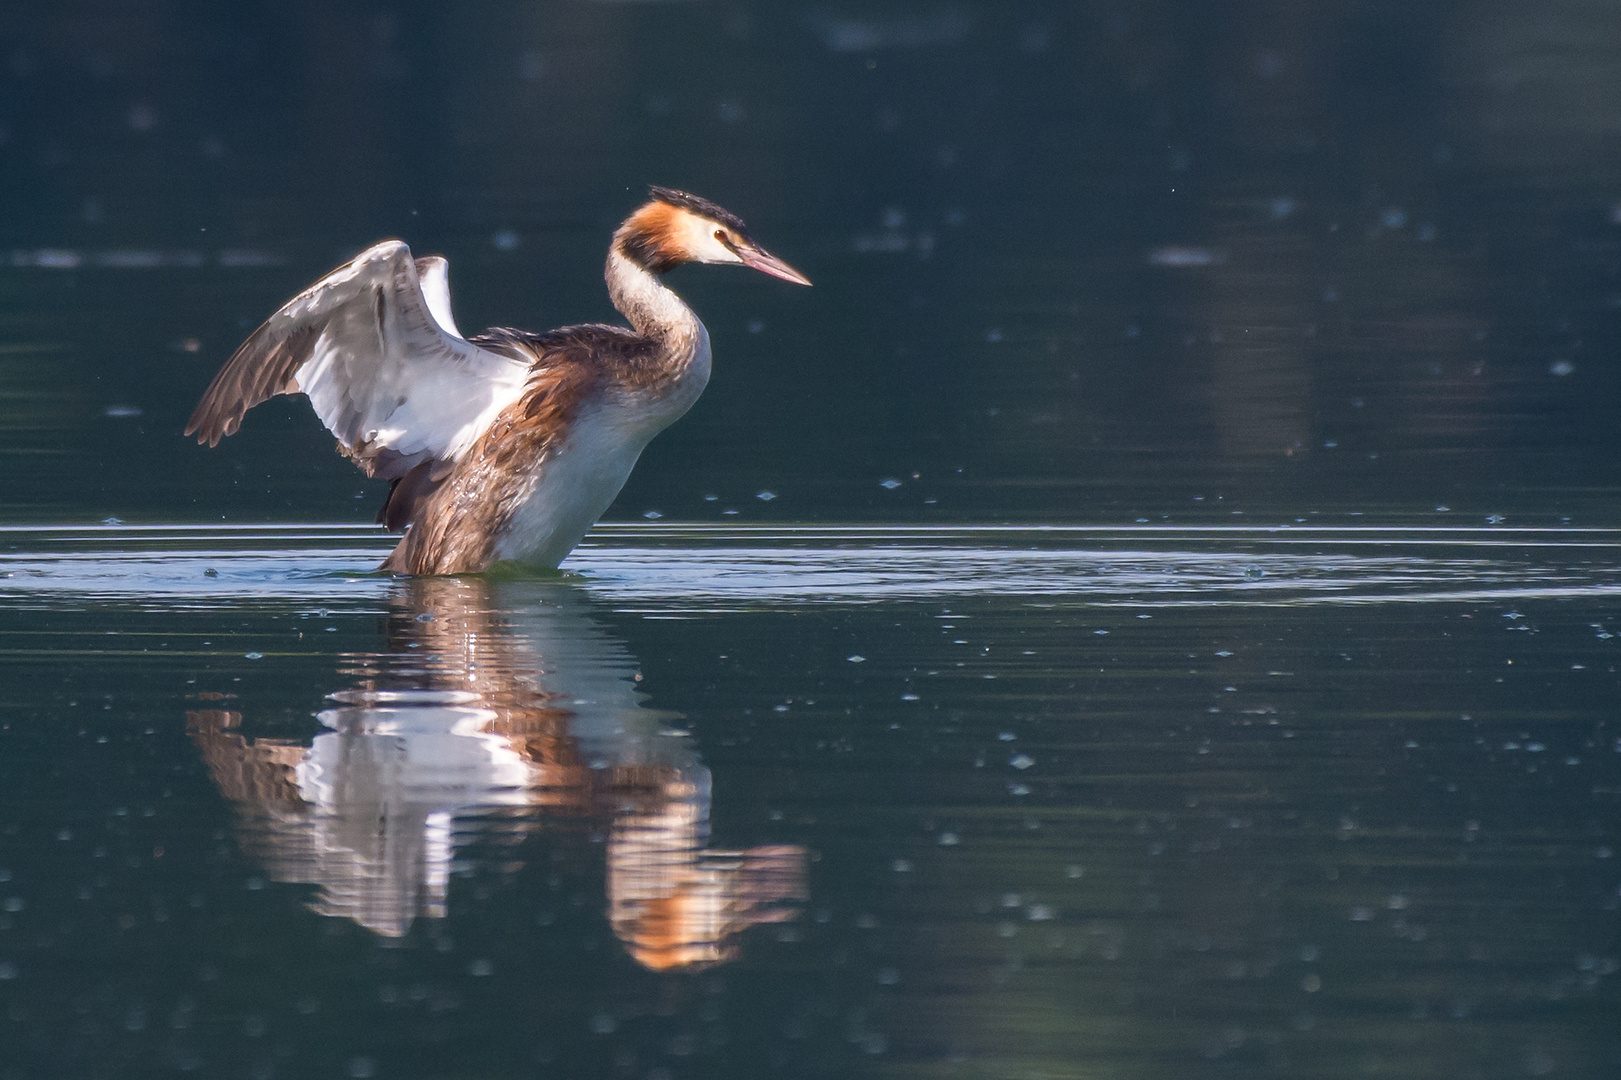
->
xmin=187 ymin=577 xmax=806 ymax=967
xmin=185 ymin=188 xmax=811 ymax=574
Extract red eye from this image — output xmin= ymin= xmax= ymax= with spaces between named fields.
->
xmin=714 ymin=230 xmax=727 ymax=242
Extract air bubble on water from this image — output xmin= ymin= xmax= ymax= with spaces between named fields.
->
xmin=1243 ymin=565 xmax=1264 ymax=580
xmin=901 ymin=692 xmax=919 ymax=701
xmin=846 ymin=654 xmax=865 ymax=663
xmin=1550 ymin=360 xmax=1575 ymax=376
xmin=879 ymin=478 xmax=902 ymax=489
xmin=938 ymin=832 xmax=959 ymax=846
xmin=642 ymin=510 xmax=662 ymax=519
xmin=1010 ymin=754 xmax=1034 ymax=770
xmin=998 ymin=732 xmax=1016 ymax=741
xmin=1008 ymin=783 xmax=1030 ymax=796
xmin=1215 ymin=650 xmax=1234 ymax=657
xmin=755 ymin=490 xmax=776 ymax=501
xmin=1026 ymin=904 xmax=1055 ymax=921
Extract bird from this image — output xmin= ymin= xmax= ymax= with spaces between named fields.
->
xmin=184 ymin=186 xmax=810 ymax=575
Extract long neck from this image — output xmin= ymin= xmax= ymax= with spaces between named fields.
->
xmin=606 ymin=247 xmax=704 ymax=363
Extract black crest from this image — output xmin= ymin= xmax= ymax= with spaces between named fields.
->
xmin=648 ymin=186 xmax=751 ymax=235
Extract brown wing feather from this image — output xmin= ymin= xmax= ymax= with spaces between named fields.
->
xmin=184 ymin=322 xmax=318 ymax=448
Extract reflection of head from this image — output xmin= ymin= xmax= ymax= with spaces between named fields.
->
xmin=609 ymin=780 xmax=807 ymax=971
xmin=187 ymin=577 xmax=807 ymax=967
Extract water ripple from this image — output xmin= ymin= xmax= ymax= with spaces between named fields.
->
xmin=3 ymin=523 xmax=1621 ymax=609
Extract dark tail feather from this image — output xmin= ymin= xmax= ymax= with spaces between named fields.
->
xmin=375 ymin=458 xmax=452 ymax=532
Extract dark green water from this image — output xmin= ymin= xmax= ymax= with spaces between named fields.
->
xmin=3 ymin=2 xmax=1621 ymax=1078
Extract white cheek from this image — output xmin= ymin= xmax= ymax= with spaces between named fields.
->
xmin=679 ymin=218 xmax=743 ymax=264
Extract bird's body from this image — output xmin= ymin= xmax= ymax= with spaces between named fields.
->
xmin=186 ymin=188 xmax=809 ymax=574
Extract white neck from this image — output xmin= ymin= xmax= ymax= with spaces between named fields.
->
xmin=606 ymin=248 xmax=703 ymax=348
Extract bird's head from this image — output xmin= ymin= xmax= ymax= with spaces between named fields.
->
xmin=614 ymin=186 xmax=812 ymax=286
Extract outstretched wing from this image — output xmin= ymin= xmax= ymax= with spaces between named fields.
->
xmin=184 ymin=241 xmax=530 ymax=481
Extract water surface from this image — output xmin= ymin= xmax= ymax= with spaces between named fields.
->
xmin=0 ymin=526 xmax=1616 ymax=1078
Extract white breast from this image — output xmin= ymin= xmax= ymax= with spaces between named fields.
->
xmin=493 ymin=333 xmax=711 ymax=568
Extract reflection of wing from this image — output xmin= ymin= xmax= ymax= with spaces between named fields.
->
xmin=187 ymin=578 xmax=808 ymax=959
xmin=184 ymin=242 xmax=531 ymax=484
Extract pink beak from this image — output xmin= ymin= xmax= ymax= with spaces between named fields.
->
xmin=738 ymin=245 xmax=813 ymax=286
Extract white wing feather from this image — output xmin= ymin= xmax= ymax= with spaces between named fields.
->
xmin=187 ymin=240 xmax=528 ymax=476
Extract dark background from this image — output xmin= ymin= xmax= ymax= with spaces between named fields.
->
xmin=3 ymin=0 xmax=1621 ymax=526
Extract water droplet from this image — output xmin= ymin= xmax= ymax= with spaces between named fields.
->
xmin=846 ymin=654 xmax=865 ymax=663
xmin=244 ymin=652 xmax=263 ymax=660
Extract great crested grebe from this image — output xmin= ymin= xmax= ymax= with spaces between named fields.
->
xmin=185 ymin=187 xmax=810 ymax=574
